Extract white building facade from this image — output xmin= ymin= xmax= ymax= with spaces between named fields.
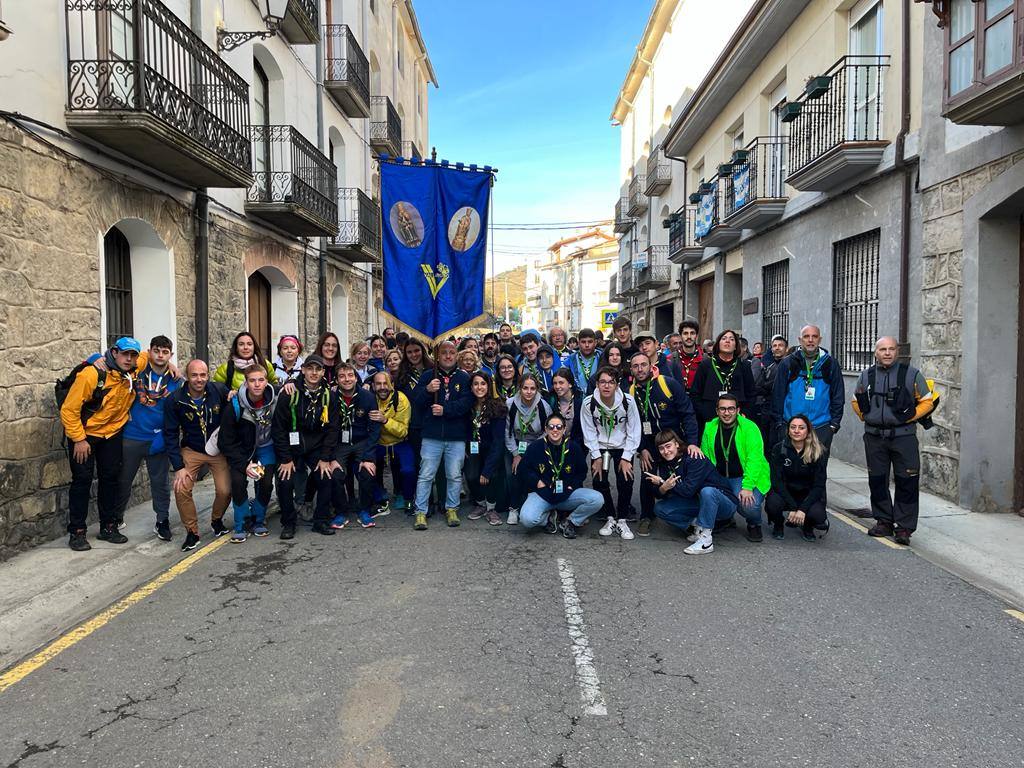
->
xmin=0 ymin=0 xmax=435 ymax=557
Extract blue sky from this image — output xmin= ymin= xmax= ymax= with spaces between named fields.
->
xmin=415 ymin=1 xmax=648 ymax=274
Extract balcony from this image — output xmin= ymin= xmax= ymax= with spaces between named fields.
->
xmin=628 ymin=174 xmax=648 ymax=216
xmin=621 ymin=265 xmax=641 ymax=296
xmin=693 ymin=179 xmax=741 ymax=249
xmin=614 ymin=194 xmax=633 ymax=233
xmin=64 ymin=0 xmax=251 ymax=188
xmin=722 ymin=136 xmax=788 ymax=230
xmin=327 ymin=189 xmax=381 ymax=263
xmin=324 ymin=25 xmax=370 ymax=118
xmin=402 ymin=139 xmax=424 ymax=160
xmin=786 ymin=55 xmax=891 ymax=192
xmin=635 ymin=246 xmax=671 ymax=289
xmin=278 ymin=0 xmax=319 ymax=45
xmin=608 ymin=273 xmax=622 ymax=303
xmin=370 ymin=96 xmax=402 ymax=156
xmin=667 ymin=206 xmax=704 ymax=266
xmin=246 ymin=126 xmax=338 ymax=236
xmin=645 ymin=145 xmax=672 ymax=196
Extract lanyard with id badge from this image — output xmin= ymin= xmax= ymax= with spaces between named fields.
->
xmin=516 ymin=405 xmax=537 ymax=454
xmin=546 ymin=440 xmax=569 ymax=494
xmin=470 ymin=408 xmax=484 ymax=455
xmin=339 ymin=394 xmax=355 ymax=443
xmin=639 ymin=381 xmax=654 ymax=435
xmin=804 ymin=355 xmax=818 ymax=400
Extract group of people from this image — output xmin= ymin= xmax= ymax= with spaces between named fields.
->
xmin=58 ymin=316 xmax=936 ymax=555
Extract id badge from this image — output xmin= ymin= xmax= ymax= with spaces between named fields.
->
xmin=517 ymin=440 xmax=528 ymax=455
xmin=804 ymin=386 xmax=816 ymax=401
xmin=642 ymin=421 xmax=653 ymax=436
xmin=341 ymin=429 xmax=351 ymax=443
xmin=469 ymin=441 xmax=480 ymax=455
xmin=288 ymin=431 xmax=300 ymax=446
xmin=555 ymin=480 xmax=564 ymax=494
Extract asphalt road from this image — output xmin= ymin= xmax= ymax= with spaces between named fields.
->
xmin=2 ymin=504 xmax=1023 ymax=768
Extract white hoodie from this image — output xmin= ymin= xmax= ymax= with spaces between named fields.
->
xmin=580 ymin=389 xmax=641 ymax=461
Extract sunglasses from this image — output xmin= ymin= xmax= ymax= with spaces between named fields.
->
xmin=547 ymin=424 xmax=566 ymax=431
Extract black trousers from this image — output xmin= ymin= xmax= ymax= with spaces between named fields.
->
xmin=67 ymin=431 xmax=124 ymax=533
xmin=331 ymin=442 xmax=375 ymax=515
xmin=278 ymin=453 xmax=338 ymax=525
xmin=591 ymin=449 xmax=634 ymax=519
xmin=229 ymin=465 xmax=275 ymax=507
xmin=864 ymin=432 xmax=920 ymax=532
xmin=465 ymin=451 xmax=508 ymax=513
xmin=765 ymin=491 xmax=827 ymax=532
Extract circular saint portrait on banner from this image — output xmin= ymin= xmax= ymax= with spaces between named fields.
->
xmin=447 ymin=206 xmax=481 ymax=252
xmin=389 ymin=201 xmax=425 ymax=248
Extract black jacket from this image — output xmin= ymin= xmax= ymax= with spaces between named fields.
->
xmin=216 ymin=389 xmax=278 ymax=472
xmin=629 ymin=374 xmax=699 ymax=449
xmin=469 ymin=409 xmax=505 ymax=478
xmin=769 ymin=440 xmax=827 ymax=509
xmin=691 ymin=354 xmax=757 ymax=423
xmin=518 ymin=437 xmax=589 ymax=505
xmin=413 ymin=367 xmax=473 ymax=442
xmin=271 ymin=384 xmax=339 ymax=464
xmin=163 ymin=382 xmax=228 ymax=471
xmin=654 ymin=454 xmax=738 ymax=504
xmin=335 ymin=387 xmax=381 ymax=461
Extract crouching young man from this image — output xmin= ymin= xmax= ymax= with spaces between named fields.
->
xmin=517 ymin=413 xmax=604 ymax=539
xmin=645 ymin=430 xmax=740 ymax=555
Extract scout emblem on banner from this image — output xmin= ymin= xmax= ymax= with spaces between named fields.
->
xmin=380 ymin=160 xmax=492 ymax=341
xmin=732 ymin=164 xmax=750 ymax=210
xmin=695 ymin=190 xmax=715 ymax=239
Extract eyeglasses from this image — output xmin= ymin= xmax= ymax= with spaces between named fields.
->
xmin=598 ymin=379 xmax=616 ymax=385
xmin=717 ymin=406 xmax=738 ymax=413
xmin=547 ymin=424 xmax=566 ymax=431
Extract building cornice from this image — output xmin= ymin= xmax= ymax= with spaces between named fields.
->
xmin=400 ymin=0 xmax=438 ymax=86
xmin=610 ymin=0 xmax=680 ymax=124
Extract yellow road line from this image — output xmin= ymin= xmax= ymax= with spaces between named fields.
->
xmin=1005 ymin=609 xmax=1024 ymax=623
xmin=0 ymin=536 xmax=229 ymax=695
xmin=831 ymin=511 xmax=905 ymax=550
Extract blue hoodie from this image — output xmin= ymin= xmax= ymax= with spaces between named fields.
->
xmin=123 ymin=364 xmax=181 ymax=452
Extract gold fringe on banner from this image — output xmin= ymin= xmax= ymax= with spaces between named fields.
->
xmin=377 ymin=308 xmax=493 ymax=347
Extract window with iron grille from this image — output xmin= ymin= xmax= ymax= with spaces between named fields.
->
xmin=762 ymin=259 xmax=789 ymax=344
xmin=104 ymin=226 xmax=133 ymax=349
xmin=831 ymin=229 xmax=880 ymax=372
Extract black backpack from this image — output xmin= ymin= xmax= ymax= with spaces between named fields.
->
xmin=55 ymin=362 xmax=108 ymax=426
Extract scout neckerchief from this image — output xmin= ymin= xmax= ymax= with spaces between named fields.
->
xmin=136 ymin=365 xmax=170 ymax=406
xmin=523 ymin=357 xmax=540 ymax=379
xmin=579 ymin=353 xmax=597 ymax=383
xmin=545 ymin=438 xmax=569 ymax=482
xmin=516 ymin=397 xmax=538 ymax=439
xmin=295 ymin=384 xmax=329 ymax=429
xmin=717 ymin=422 xmax=738 ymax=478
xmin=472 ymin=404 xmax=486 ymax=441
xmin=710 ymin=355 xmax=739 ymax=392
xmin=678 ymin=348 xmax=702 ymax=382
xmin=596 ymin=396 xmax=619 ymax=440
xmin=437 ymin=367 xmax=455 ymax=402
xmin=499 ymin=381 xmax=516 ymax=399
xmin=187 ymin=390 xmax=209 ymax=441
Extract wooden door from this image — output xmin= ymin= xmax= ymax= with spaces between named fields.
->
xmin=698 ymin=278 xmax=714 ymax=341
xmin=247 ymin=271 xmax=272 ymax=356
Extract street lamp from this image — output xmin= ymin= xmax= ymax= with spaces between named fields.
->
xmin=217 ymin=0 xmax=290 ymax=51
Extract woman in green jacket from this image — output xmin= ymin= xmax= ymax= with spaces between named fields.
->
xmin=212 ymin=331 xmax=278 ymax=393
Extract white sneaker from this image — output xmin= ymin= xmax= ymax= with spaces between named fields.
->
xmin=599 ymin=517 xmax=618 ymax=536
xmin=683 ymin=528 xmax=714 ymax=555
xmin=617 ymin=519 xmax=634 ymax=540
xmin=506 ymin=509 xmax=519 ymax=525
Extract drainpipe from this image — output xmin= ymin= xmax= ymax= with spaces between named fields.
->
xmin=316 ymin=31 xmax=328 ymax=335
xmin=664 ymin=146 xmax=688 ymax=321
xmin=190 ymin=0 xmax=209 ymax=361
xmin=895 ymin=0 xmax=913 ymax=360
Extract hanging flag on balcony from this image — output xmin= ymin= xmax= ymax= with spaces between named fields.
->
xmin=695 ymin=192 xmax=715 ymax=239
xmin=379 ymin=160 xmax=493 ymax=341
xmin=733 ymin=164 xmax=750 ymax=209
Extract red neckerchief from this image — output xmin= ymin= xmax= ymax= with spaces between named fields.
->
xmin=676 ymin=347 xmax=704 ymax=381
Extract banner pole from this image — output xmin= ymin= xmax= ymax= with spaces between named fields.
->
xmin=489 ymin=176 xmax=495 ymax=326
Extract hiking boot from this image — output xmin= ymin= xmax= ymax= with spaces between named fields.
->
xmin=211 ymin=518 xmax=230 ymax=538
xmin=311 ymin=521 xmax=336 ymax=536
xmin=445 ymin=507 xmax=461 ymax=527
xmin=746 ymin=524 xmax=764 ymax=543
xmin=894 ymin=528 xmax=913 ymax=546
xmin=868 ymin=521 xmax=894 ymax=537
xmin=97 ymin=525 xmax=128 ymax=544
xmin=598 ymin=517 xmax=617 ymax=537
xmin=279 ymin=524 xmax=296 ymax=540
xmin=486 ymin=509 xmax=503 ymax=526
xmin=358 ymin=510 xmax=376 ymax=529
xmin=68 ymin=530 xmax=91 ymax=551
xmin=154 ymin=520 xmax=172 ymax=541
xmin=561 ymin=521 xmax=579 ymax=539
xmin=617 ymin=520 xmax=635 ymax=540
xmin=414 ymin=512 xmax=428 ymax=530
xmin=181 ymin=531 xmax=200 ymax=552
xmin=636 ymin=518 xmax=652 ymax=537
xmin=506 ymin=509 xmax=519 ymax=525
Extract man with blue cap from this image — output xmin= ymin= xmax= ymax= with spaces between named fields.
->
xmin=60 ymin=337 xmax=141 ymax=551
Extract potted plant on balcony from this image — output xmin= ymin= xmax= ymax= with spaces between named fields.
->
xmin=717 ymin=163 xmax=733 ymax=176
xmin=780 ymin=102 xmax=803 ymax=122
xmin=697 ymin=181 xmax=715 ymax=195
xmin=688 ymin=192 xmax=702 ymax=204
xmin=730 ymin=148 xmax=749 ymax=165
xmin=805 ymin=74 xmax=832 ymax=99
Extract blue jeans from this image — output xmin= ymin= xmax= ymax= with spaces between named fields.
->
xmin=725 ymin=477 xmax=763 ymax=526
xmin=414 ymin=439 xmax=465 ymax=512
xmin=520 ymin=488 xmax=604 ymax=529
xmin=654 ymin=487 xmax=737 ymax=531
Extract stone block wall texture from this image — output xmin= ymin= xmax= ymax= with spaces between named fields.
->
xmin=918 ymin=150 xmax=1024 ymax=503
xmin=0 ymin=121 xmax=372 ymax=560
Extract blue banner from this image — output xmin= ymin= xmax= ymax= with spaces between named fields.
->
xmin=733 ymin=164 xmax=750 ymax=209
xmin=695 ymin=192 xmax=715 ymax=239
xmin=380 ymin=162 xmax=491 ymax=340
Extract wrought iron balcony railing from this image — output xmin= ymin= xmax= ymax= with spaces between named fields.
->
xmin=722 ymin=136 xmax=788 ymax=228
xmin=693 ymin=177 xmax=742 ymax=249
xmin=645 ymin=145 xmax=672 ymax=196
xmin=329 ymin=188 xmax=381 ymax=262
xmin=247 ymin=125 xmax=338 ymax=236
xmin=628 ymin=173 xmax=648 ymax=216
xmin=608 ymin=273 xmax=620 ymax=303
xmin=278 ymin=0 xmax=319 ymax=44
xmin=324 ymin=24 xmax=370 ymax=118
xmin=64 ymin=0 xmax=251 ymax=187
xmin=787 ymin=55 xmax=891 ymax=189
xmin=636 ymin=246 xmax=671 ymax=289
xmin=667 ymin=206 xmax=704 ymax=266
xmin=370 ymin=96 xmax=402 ymax=156
xmin=614 ymin=194 xmax=633 ymax=233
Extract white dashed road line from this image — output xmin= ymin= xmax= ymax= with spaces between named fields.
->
xmin=557 ymin=557 xmax=608 ymax=716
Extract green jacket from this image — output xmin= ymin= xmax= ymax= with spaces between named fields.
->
xmin=700 ymin=414 xmax=770 ymax=494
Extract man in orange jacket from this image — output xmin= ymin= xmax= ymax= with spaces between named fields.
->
xmin=60 ymin=337 xmax=141 ymax=551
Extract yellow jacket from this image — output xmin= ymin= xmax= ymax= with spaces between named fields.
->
xmin=60 ymin=365 xmax=136 ymax=442
xmin=376 ymin=391 xmax=410 ymax=446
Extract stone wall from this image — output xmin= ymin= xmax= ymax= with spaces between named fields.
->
xmin=917 ymin=150 xmax=1024 ymax=503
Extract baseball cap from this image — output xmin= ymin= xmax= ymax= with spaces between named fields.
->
xmin=302 ymin=354 xmax=326 ymax=368
xmin=113 ymin=337 xmax=142 ymax=353
xmin=634 ymin=334 xmax=657 ymax=346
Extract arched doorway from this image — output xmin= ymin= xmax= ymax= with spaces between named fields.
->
xmin=246 ymin=265 xmax=298 ymax=356
xmin=330 ymin=283 xmax=349 ymax=354
xmin=247 ymin=271 xmax=272 ymax=354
